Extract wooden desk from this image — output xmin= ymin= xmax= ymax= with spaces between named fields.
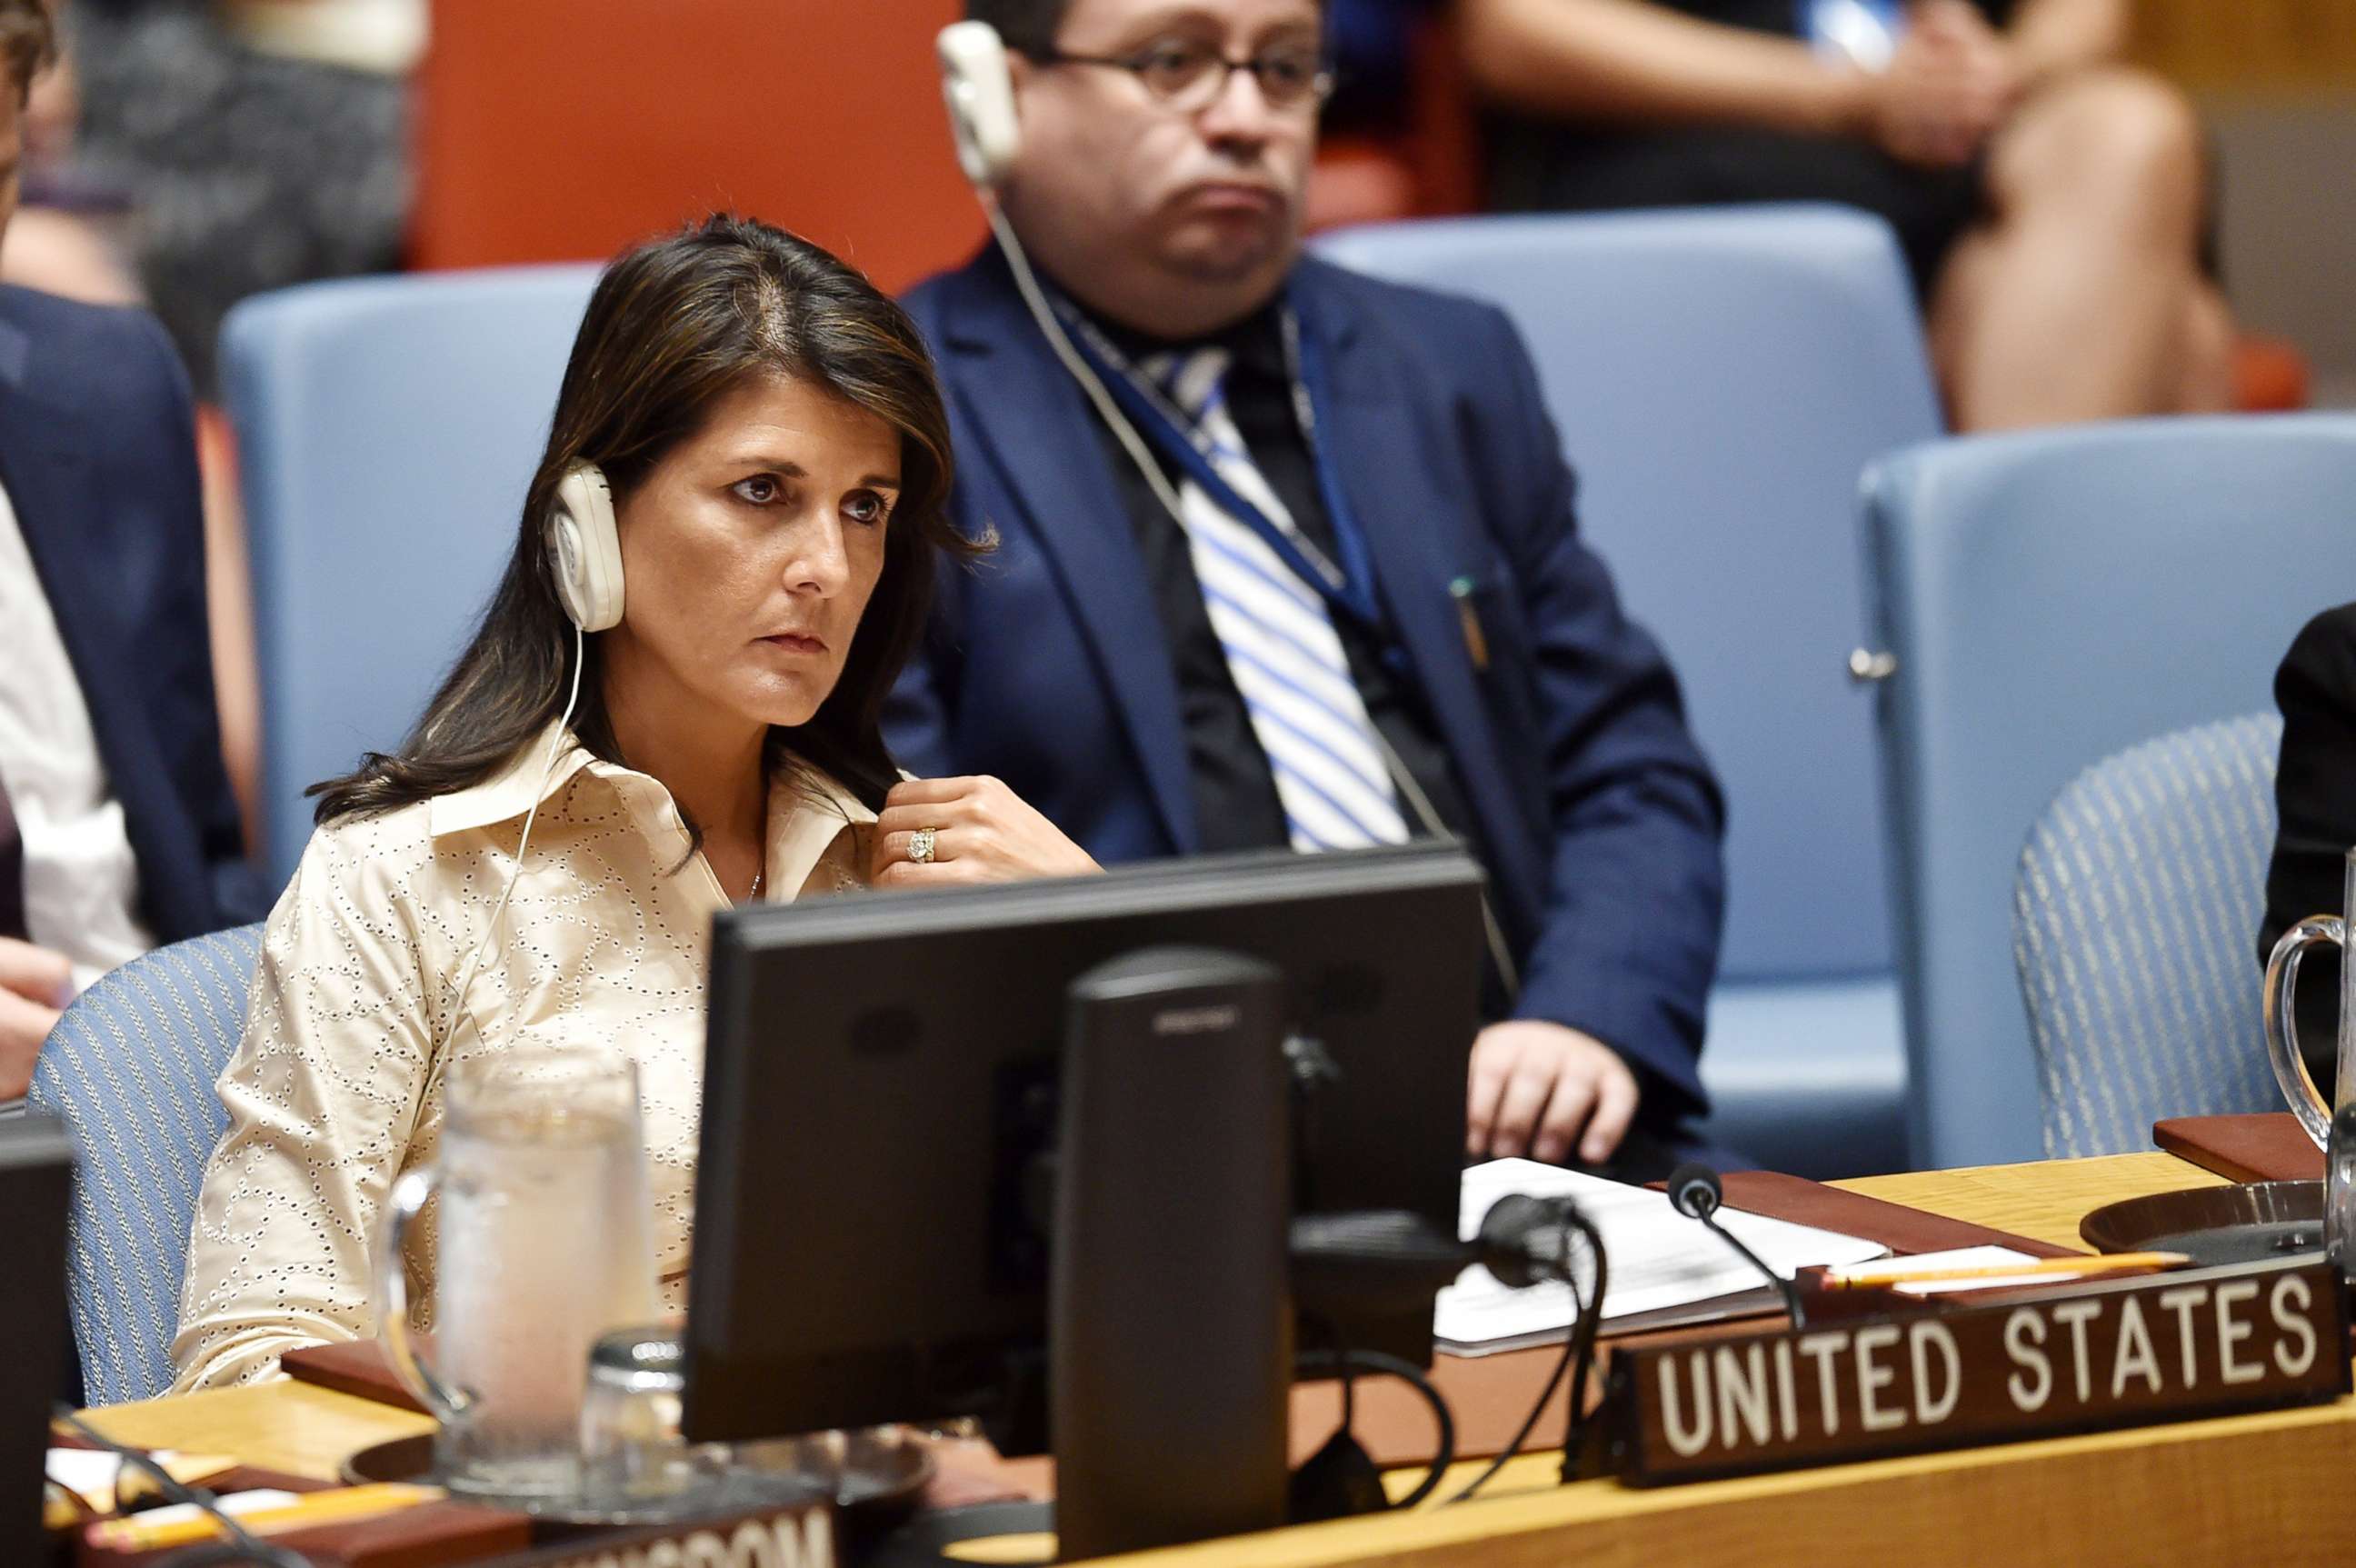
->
xmin=95 ymin=1152 xmax=2342 ymax=1568
xmin=80 ymin=1379 xmax=434 ymax=1483
xmin=1838 ymin=1149 xmax=2231 ymax=1251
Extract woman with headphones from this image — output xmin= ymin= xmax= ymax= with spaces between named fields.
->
xmin=171 ymin=215 xmax=1098 ymax=1393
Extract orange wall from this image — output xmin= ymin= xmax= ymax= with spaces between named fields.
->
xmin=414 ymin=0 xmax=987 ymax=293
xmin=2132 ymin=0 xmax=2356 ymax=92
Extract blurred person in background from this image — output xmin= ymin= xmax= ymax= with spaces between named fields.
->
xmin=892 ymin=0 xmax=1731 ymax=1177
xmin=1321 ymin=0 xmax=1430 ymax=134
xmin=16 ymin=0 xmax=420 ymax=860
xmin=58 ymin=0 xmax=417 ymax=394
xmin=1461 ymin=0 xmax=2235 ymax=429
xmin=0 ymin=20 xmax=141 ymax=305
xmin=0 ymin=0 xmax=266 ymax=1105
xmin=2261 ymin=602 xmax=2356 ymax=1104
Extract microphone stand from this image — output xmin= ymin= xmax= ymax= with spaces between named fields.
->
xmin=1700 ymin=1211 xmax=1806 ymax=1328
xmin=1669 ymin=1164 xmax=1807 ymax=1330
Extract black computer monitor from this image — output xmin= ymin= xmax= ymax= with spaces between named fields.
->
xmin=2 ymin=1115 xmax=74 ymax=1563
xmin=682 ymin=842 xmax=1484 ymax=1449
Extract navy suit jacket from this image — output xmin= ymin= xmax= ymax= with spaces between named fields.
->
xmin=0 ymin=285 xmax=267 ymax=946
xmin=886 ymin=251 xmax=1725 ymax=1122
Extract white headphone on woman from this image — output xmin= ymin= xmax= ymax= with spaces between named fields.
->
xmin=546 ymin=462 xmax=624 ymax=632
xmin=438 ymin=461 xmax=614 ymax=1056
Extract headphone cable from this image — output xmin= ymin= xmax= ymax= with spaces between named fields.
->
xmin=984 ymin=202 xmax=1193 ymax=528
xmin=430 ymin=622 xmax=588 ymax=1058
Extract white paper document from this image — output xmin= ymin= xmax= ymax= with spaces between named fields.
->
xmin=45 ymin=1448 xmax=135 ymax=1513
xmin=1433 ymin=1158 xmax=1889 ymax=1353
xmin=44 ymin=1448 xmax=239 ymax=1513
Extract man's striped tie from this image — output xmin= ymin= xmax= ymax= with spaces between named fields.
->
xmin=1146 ymin=345 xmax=1411 ymax=852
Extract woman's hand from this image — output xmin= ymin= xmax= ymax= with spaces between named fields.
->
xmin=870 ymin=775 xmax=1103 ymax=886
xmin=1865 ymin=0 xmax=2019 ymax=166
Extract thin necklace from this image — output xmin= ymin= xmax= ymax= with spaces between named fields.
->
xmin=745 ymin=769 xmax=769 ymax=902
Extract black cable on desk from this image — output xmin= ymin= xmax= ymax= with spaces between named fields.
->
xmin=1556 ymin=1205 xmax=1610 ymax=1486
xmin=1306 ymin=1313 xmax=1358 ymax=1432
xmin=1446 ymin=1203 xmax=1608 ymax=1504
xmin=50 ymin=1403 xmax=314 ymax=1568
xmin=1292 ymin=1347 xmax=1457 ymax=1510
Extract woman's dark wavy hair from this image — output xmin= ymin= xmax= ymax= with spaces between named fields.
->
xmin=312 ymin=213 xmax=981 ymax=826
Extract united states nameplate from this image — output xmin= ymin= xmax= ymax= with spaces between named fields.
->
xmin=1594 ymin=1256 xmax=2349 ymax=1484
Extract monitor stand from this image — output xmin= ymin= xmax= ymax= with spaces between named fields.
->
xmin=2 ymin=1118 xmax=75 ymax=1567
xmin=881 ymin=947 xmax=1296 ymax=1566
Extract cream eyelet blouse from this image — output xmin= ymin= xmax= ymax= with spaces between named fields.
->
xmin=170 ymin=724 xmax=874 ymax=1393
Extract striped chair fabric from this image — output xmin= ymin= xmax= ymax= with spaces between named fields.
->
xmin=2013 ymin=714 xmax=2283 ymax=1160
xmin=27 ymin=924 xmax=263 ymax=1403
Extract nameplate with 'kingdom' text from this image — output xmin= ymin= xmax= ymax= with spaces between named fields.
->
xmin=1597 ymin=1256 xmax=2350 ymax=1484
xmin=477 ymin=1498 xmax=834 ymax=1568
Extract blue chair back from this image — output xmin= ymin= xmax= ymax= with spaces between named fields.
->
xmin=1318 ymin=205 xmax=1941 ymax=987
xmin=1318 ymin=207 xmax=1941 ymax=1174
xmin=2014 ymin=714 xmax=2283 ymax=1159
xmin=27 ymin=924 xmax=265 ymax=1404
xmin=222 ymin=265 xmax=601 ymax=882
xmin=1864 ymin=414 xmax=2356 ymax=1168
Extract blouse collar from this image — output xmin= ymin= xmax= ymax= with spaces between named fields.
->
xmin=426 ymin=721 xmax=875 ymax=901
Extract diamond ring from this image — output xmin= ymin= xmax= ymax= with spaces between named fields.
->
xmin=909 ymin=826 xmax=940 ymax=864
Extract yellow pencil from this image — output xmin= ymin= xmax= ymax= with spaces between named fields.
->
xmin=1824 ymin=1251 xmax=2193 ymax=1291
xmin=88 ymin=1483 xmax=444 ymax=1552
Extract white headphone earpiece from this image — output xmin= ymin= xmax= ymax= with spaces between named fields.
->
xmin=443 ymin=465 xmax=610 ymax=1059
xmin=547 ymin=461 xmax=624 ymax=633
xmin=937 ymin=21 xmax=1022 ymax=189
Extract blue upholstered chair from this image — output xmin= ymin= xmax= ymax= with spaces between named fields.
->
xmin=1862 ymin=414 xmax=2356 ymax=1169
xmin=27 ymin=924 xmax=265 ymax=1403
xmin=1318 ymin=206 xmax=1942 ymax=1174
xmin=221 ymin=265 xmax=601 ymax=883
xmin=2014 ymin=715 xmax=2283 ymax=1159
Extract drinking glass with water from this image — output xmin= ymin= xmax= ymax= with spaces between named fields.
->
xmin=374 ymin=1043 xmax=660 ymax=1502
xmin=2263 ymin=845 xmax=2356 ymax=1272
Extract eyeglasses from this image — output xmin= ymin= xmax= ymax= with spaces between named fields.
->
xmin=1038 ymin=38 xmax=1334 ymax=115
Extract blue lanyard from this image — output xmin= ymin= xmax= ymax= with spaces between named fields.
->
xmin=1060 ymin=294 xmax=1387 ymax=630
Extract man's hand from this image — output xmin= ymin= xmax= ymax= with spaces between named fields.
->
xmin=0 ymin=937 xmax=73 ymax=1101
xmin=1466 ymin=1020 xmax=1641 ymax=1167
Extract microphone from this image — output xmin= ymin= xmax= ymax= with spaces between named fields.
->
xmin=1667 ymin=1163 xmax=1806 ymax=1328
xmin=1663 ymin=1162 xmax=1722 ymax=1222
xmin=1473 ymin=1193 xmax=1584 ymax=1290
xmin=1288 ymin=1194 xmax=1591 ymax=1312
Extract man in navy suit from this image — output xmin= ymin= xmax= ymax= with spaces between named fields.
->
xmin=887 ymin=0 xmax=1729 ymax=1170
xmin=0 ymin=1 xmax=265 ymax=1100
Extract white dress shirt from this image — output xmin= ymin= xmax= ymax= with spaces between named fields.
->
xmin=0 ymin=476 xmax=156 ymax=994
xmin=170 ymin=723 xmax=875 ymax=1392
